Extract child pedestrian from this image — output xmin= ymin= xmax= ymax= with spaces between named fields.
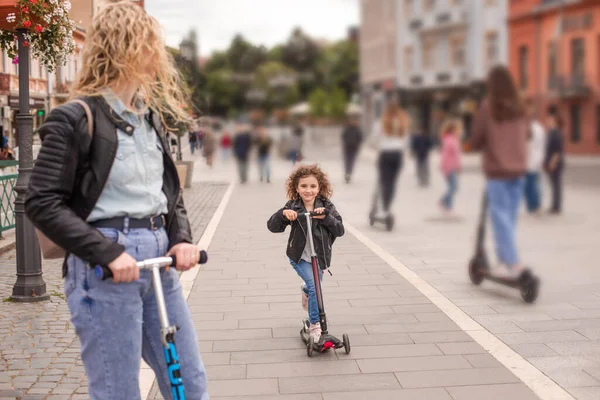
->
xmin=267 ymin=165 xmax=345 ymax=342
xmin=439 ymin=120 xmax=462 ymax=213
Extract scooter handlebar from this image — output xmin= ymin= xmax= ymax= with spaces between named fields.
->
xmin=296 ymin=210 xmax=329 ymax=218
xmin=94 ymin=250 xmax=208 ymax=280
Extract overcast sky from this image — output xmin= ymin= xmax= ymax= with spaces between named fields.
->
xmin=145 ymin=0 xmax=359 ymax=57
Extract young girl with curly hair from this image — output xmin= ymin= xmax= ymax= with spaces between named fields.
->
xmin=267 ymin=164 xmax=345 ymax=341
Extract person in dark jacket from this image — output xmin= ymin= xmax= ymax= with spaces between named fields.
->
xmin=24 ymin=3 xmax=208 ymax=399
xmin=410 ymin=127 xmax=434 ymax=187
xmin=341 ymin=114 xmax=363 ymax=183
xmin=267 ymin=164 xmax=344 ymax=342
xmin=544 ymin=108 xmax=565 ymax=214
xmin=232 ymin=118 xmax=253 ymax=183
xmin=255 ymin=124 xmax=273 ymax=183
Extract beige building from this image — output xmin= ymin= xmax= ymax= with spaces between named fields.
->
xmin=360 ymin=0 xmax=397 ymax=131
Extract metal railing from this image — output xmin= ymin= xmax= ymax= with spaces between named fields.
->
xmin=0 ymin=160 xmax=18 ymax=235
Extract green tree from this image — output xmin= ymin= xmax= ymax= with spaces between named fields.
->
xmin=308 ymin=88 xmax=328 ymax=118
xmin=328 ymin=86 xmax=347 ymax=119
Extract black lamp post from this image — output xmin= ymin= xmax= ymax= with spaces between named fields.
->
xmin=11 ymin=28 xmax=49 ymax=302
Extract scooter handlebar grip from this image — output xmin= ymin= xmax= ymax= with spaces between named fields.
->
xmin=95 ymin=250 xmax=208 ymax=281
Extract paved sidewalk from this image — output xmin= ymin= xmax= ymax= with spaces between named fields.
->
xmin=148 ymin=171 xmax=540 ymax=400
xmin=0 ymin=183 xmax=228 ymax=400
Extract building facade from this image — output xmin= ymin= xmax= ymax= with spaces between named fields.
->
xmin=360 ymin=0 xmax=397 ymax=132
xmin=509 ymin=0 xmax=600 ymax=155
xmin=396 ymin=0 xmax=508 ymax=136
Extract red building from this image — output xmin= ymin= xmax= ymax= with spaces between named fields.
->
xmin=509 ymin=0 xmax=600 ymax=154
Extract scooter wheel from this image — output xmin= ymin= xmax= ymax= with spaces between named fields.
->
xmin=520 ymin=276 xmax=540 ymax=303
xmin=468 ymin=259 xmax=484 ymax=285
xmin=307 ymin=336 xmax=314 ymax=357
xmin=343 ymin=333 xmax=351 ymax=354
xmin=385 ymin=216 xmax=394 ymax=231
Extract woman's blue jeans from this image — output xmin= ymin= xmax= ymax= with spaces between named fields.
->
xmin=65 ymin=227 xmax=209 ymax=400
xmin=487 ymin=178 xmax=524 ymax=266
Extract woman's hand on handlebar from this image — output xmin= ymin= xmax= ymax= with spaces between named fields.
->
xmin=167 ymin=243 xmax=200 ymax=272
xmin=283 ymin=209 xmax=298 ymax=221
xmin=312 ymin=207 xmax=326 ymax=219
xmin=107 ymin=252 xmax=139 ymax=283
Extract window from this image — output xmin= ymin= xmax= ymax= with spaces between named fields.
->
xmin=519 ymin=46 xmax=529 ymax=90
xmin=423 ymin=38 xmax=437 ymax=69
xmin=548 ymin=41 xmax=558 ymax=89
xmin=485 ymin=32 xmax=498 ymax=70
xmin=424 ymin=0 xmax=436 ymax=11
xmin=450 ymin=35 xmax=466 ymax=67
xmin=571 ymin=38 xmax=585 ymax=81
xmin=596 ymin=104 xmax=600 ymax=145
xmin=570 ymin=104 xmax=581 ymax=143
xmin=404 ymin=46 xmax=413 ymax=74
xmin=404 ymin=0 xmax=413 ymax=19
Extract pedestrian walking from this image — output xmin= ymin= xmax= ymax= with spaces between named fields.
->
xmin=24 ymin=2 xmax=209 ymax=399
xmin=544 ymin=108 xmax=565 ymax=214
xmin=410 ymin=127 xmax=434 ymax=187
xmin=255 ymin=125 xmax=273 ymax=183
xmin=233 ymin=118 xmax=253 ymax=183
xmin=523 ymin=100 xmax=546 ymax=215
xmin=341 ymin=114 xmax=363 ymax=183
xmin=439 ymin=119 xmax=462 ymax=213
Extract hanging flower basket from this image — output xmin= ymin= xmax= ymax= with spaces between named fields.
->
xmin=0 ymin=0 xmax=76 ymax=72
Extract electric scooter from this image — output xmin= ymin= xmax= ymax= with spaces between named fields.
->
xmin=369 ymin=185 xmax=394 ymax=231
xmin=298 ymin=211 xmax=351 ymax=357
xmin=95 ymin=251 xmax=208 ymax=400
xmin=468 ymin=194 xmax=540 ymax=303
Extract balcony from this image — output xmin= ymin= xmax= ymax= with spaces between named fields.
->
xmin=407 ymin=67 xmax=469 ymax=89
xmin=419 ymin=5 xmax=468 ymax=32
xmin=0 ymin=73 xmax=9 ymax=92
xmin=548 ymin=75 xmax=590 ymax=99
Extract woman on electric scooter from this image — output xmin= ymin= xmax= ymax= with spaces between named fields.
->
xmin=25 ymin=2 xmax=208 ymax=399
xmin=267 ymin=165 xmax=345 ymax=342
xmin=371 ymin=96 xmax=411 ymax=219
xmin=471 ymin=66 xmax=529 ymax=280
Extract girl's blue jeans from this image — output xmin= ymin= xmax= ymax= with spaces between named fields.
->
xmin=487 ymin=178 xmax=524 ymax=266
xmin=441 ymin=172 xmax=458 ymax=209
xmin=290 ymin=258 xmax=322 ymax=324
xmin=64 ymin=227 xmax=209 ymax=400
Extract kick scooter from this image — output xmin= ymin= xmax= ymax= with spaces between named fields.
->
xmin=369 ymin=184 xmax=394 ymax=231
xmin=95 ymin=251 xmax=208 ymax=400
xmin=468 ymin=193 xmax=540 ymax=303
xmin=298 ymin=211 xmax=351 ymax=357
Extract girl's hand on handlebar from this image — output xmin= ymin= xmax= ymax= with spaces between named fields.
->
xmin=167 ymin=243 xmax=200 ymax=271
xmin=283 ymin=210 xmax=298 ymax=221
xmin=107 ymin=252 xmax=139 ymax=283
xmin=312 ymin=207 xmax=326 ymax=219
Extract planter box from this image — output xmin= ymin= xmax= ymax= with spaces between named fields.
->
xmin=175 ymin=160 xmax=194 ymax=189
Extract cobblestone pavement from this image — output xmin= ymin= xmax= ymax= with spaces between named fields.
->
xmin=0 ymin=182 xmax=228 ymax=400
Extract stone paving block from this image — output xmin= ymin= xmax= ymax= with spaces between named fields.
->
xmin=357 ymin=354 xmax=471 ymax=373
xmin=414 ymin=312 xmax=453 ymax=322
xmin=205 ymin=365 xmax=246 ymax=380
xmin=391 ymin=304 xmax=440 ymax=314
xmin=247 ymin=360 xmax=360 ymax=378
xmin=195 ymin=328 xmax=272 ymax=341
xmin=409 ymin=331 xmax=472 ymax=343
xmin=239 ymin=317 xmax=309 ymax=329
xmin=201 ymin=352 xmax=231 ymax=366
xmin=208 ymin=378 xmax=278 ymax=397
xmin=463 ymin=354 xmax=504 ymax=368
xmin=212 ymin=395 xmax=322 ymax=400
xmin=348 ymin=333 xmax=414 ymax=346
xmin=348 ymin=296 xmax=431 ymax=307
xmin=193 ymin=319 xmax=239 ymax=331
xmin=279 ymin=373 xmax=400 ymax=394
xmin=366 ymin=321 xmax=461 ymax=334
xmin=510 ymin=343 xmax=559 ymax=357
xmin=497 ymin=330 xmax=588 ymax=345
xmin=345 ymin=344 xmax=441 ymax=359
xmin=517 ymin=319 xmax=600 ymax=332
xmin=396 ymin=367 xmax=520 ymax=388
xmin=231 ymin=349 xmax=338 ymax=365
xmin=445 ymin=383 xmax=540 ymax=400
xmin=436 ymin=342 xmax=487 ymax=355
xmin=272 ymin=325 xmax=368 ymax=338
xmin=213 ymin=337 xmax=303 ymax=352
xmin=568 ymin=386 xmax=600 ymax=400
xmin=322 ymin=388 xmax=452 ymax=400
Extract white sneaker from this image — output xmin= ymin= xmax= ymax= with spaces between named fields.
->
xmin=490 ymin=264 xmax=523 ymax=280
xmin=309 ymin=322 xmax=321 ymax=342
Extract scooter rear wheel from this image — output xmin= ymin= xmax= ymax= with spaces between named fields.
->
xmin=469 ymin=259 xmax=484 ymax=285
xmin=343 ymin=333 xmax=351 ymax=354
xmin=385 ymin=216 xmax=394 ymax=231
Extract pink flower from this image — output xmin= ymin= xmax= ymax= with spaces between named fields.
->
xmin=22 ymin=40 xmax=29 ymax=47
xmin=34 ymin=25 xmax=43 ymax=33
xmin=23 ymin=20 xmax=32 ymax=29
xmin=12 ymin=57 xmax=19 ymax=65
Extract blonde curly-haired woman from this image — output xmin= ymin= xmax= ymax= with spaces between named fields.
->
xmin=25 ymin=2 xmax=208 ymax=399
